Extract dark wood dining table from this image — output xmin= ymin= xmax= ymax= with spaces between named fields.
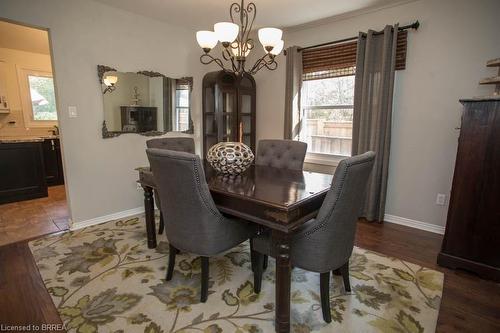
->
xmin=136 ymin=162 xmax=333 ymax=333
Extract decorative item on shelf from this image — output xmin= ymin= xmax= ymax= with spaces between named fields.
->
xmin=196 ymin=0 xmax=284 ymax=76
xmin=479 ymin=57 xmax=500 ymax=96
xmin=131 ymin=86 xmax=141 ymax=106
xmin=206 ymin=142 xmax=254 ymax=175
xmin=0 ymin=95 xmax=9 ymax=111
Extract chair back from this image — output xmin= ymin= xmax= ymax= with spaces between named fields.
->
xmin=256 ymin=139 xmax=307 ymax=170
xmin=146 ymin=149 xmax=236 ymax=255
xmin=292 ymin=151 xmax=376 ymax=272
xmin=146 ymin=137 xmax=195 ymax=154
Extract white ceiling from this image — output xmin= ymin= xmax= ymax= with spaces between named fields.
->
xmin=94 ymin=0 xmax=409 ymax=30
xmin=0 ymin=20 xmax=50 ymax=54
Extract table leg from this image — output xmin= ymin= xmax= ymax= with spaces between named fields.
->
xmin=272 ymin=230 xmax=291 ymax=333
xmin=143 ymin=185 xmax=157 ymax=248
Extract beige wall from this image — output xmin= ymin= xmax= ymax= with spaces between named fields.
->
xmin=0 ymin=0 xmax=206 ymax=224
xmin=0 ymin=47 xmax=55 ymax=137
xmin=254 ymin=0 xmax=500 ymax=227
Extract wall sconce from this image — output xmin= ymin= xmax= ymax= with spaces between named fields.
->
xmin=102 ymin=75 xmax=118 ymax=94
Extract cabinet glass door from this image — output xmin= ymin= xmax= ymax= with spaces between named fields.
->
xmin=220 ymin=91 xmax=236 ymax=142
xmin=239 ymin=93 xmax=254 ymax=148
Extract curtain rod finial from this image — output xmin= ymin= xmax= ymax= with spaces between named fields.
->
xmin=412 ymin=20 xmax=420 ymax=30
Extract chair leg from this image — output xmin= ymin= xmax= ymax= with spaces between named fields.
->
xmin=320 ymin=272 xmax=332 ymax=323
xmin=200 ymin=256 xmax=209 ymax=303
xmin=250 ymin=239 xmax=256 ymax=272
xmin=263 ymin=255 xmax=268 ymax=271
xmin=166 ymin=244 xmax=177 ymax=281
xmin=339 ymin=261 xmax=351 ymax=292
xmin=158 ymin=212 xmax=164 ymax=234
xmin=252 ymin=250 xmax=264 ymax=294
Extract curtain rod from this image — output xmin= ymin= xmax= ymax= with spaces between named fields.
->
xmin=296 ymin=21 xmax=419 ymax=52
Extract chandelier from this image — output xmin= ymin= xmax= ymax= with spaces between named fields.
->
xmin=196 ymin=0 xmax=284 ymax=76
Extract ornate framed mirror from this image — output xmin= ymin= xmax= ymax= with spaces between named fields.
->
xmin=97 ymin=65 xmax=194 ymax=138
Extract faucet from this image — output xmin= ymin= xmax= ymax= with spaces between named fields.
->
xmin=49 ymin=125 xmax=59 ymax=136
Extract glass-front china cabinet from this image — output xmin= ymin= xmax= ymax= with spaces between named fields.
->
xmin=202 ymin=70 xmax=256 ymax=156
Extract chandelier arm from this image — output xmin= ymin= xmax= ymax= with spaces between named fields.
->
xmin=231 ymin=57 xmax=239 ymax=73
xmin=239 ymin=5 xmax=248 ymax=46
xmin=249 ymin=58 xmax=264 ymax=74
xmin=243 ymin=2 xmax=256 ymax=50
xmin=250 ymin=55 xmax=278 ymax=75
xmin=249 ymin=53 xmax=270 ymax=74
xmin=200 ymin=54 xmax=228 ymax=71
xmin=223 ymin=48 xmax=239 ymax=72
xmin=264 ymin=58 xmax=278 ymax=71
xmin=250 ymin=61 xmax=266 ymax=75
xmin=222 ymin=49 xmax=232 ymax=61
xmin=229 ymin=1 xmax=242 ymax=24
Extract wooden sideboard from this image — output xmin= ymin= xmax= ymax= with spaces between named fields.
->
xmin=437 ymin=97 xmax=500 ymax=281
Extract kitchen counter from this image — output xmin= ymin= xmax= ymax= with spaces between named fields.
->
xmin=0 ymin=135 xmax=59 ymax=143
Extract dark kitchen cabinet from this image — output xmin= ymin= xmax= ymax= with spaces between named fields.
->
xmin=202 ymin=71 xmax=256 ymax=156
xmin=0 ymin=141 xmax=48 ymax=204
xmin=42 ymin=138 xmax=64 ymax=186
xmin=437 ymin=97 xmax=500 ymax=281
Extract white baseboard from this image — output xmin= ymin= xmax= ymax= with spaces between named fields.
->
xmin=384 ymin=214 xmax=445 ymax=235
xmin=71 ymin=207 xmax=145 ymax=230
xmin=69 ymin=208 xmax=445 ymax=235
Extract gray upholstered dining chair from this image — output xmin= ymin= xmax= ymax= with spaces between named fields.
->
xmin=252 ymin=151 xmax=376 ymax=323
xmin=146 ymin=137 xmax=195 ymax=234
xmin=254 ymin=139 xmax=308 ymax=270
xmin=146 ymin=148 xmax=259 ymax=303
xmin=256 ymin=139 xmax=307 ymax=171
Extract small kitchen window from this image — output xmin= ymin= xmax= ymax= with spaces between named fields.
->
xmin=17 ymin=67 xmax=58 ymax=127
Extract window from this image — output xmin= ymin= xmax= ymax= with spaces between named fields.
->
xmin=17 ymin=67 xmax=58 ymax=127
xmin=174 ymin=82 xmax=190 ymax=131
xmin=28 ymin=75 xmax=58 ymax=121
xmin=299 ymin=75 xmax=354 ymax=159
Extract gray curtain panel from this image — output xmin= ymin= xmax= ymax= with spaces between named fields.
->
xmin=352 ymin=24 xmax=399 ymax=222
xmin=283 ymin=46 xmax=303 ymax=140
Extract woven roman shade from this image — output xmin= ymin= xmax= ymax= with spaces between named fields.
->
xmin=302 ymin=30 xmax=408 ymax=81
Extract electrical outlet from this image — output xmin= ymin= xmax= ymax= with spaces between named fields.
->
xmin=436 ymin=193 xmax=446 ymax=206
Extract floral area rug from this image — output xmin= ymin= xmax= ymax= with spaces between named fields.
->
xmin=29 ymin=215 xmax=443 ymax=333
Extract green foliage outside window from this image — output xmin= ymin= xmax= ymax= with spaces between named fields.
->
xmin=28 ymin=75 xmax=58 ymax=121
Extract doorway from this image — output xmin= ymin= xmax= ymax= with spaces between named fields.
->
xmin=0 ymin=19 xmax=69 ymax=245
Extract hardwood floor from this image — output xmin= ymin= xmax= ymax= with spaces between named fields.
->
xmin=0 ymin=219 xmax=498 ymax=332
xmin=0 ymin=185 xmax=69 ymax=246
xmin=355 ymin=221 xmax=500 ymax=332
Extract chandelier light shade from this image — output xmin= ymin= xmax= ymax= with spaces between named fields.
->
xmin=270 ymin=39 xmax=284 ymax=56
xmin=196 ymin=31 xmax=218 ymax=51
xmin=196 ymin=0 xmax=284 ymax=76
xmin=214 ymin=22 xmax=239 ymax=45
xmin=258 ymin=27 xmax=283 ymax=49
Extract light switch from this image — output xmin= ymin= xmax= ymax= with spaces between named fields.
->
xmin=68 ymin=106 xmax=78 ymax=118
